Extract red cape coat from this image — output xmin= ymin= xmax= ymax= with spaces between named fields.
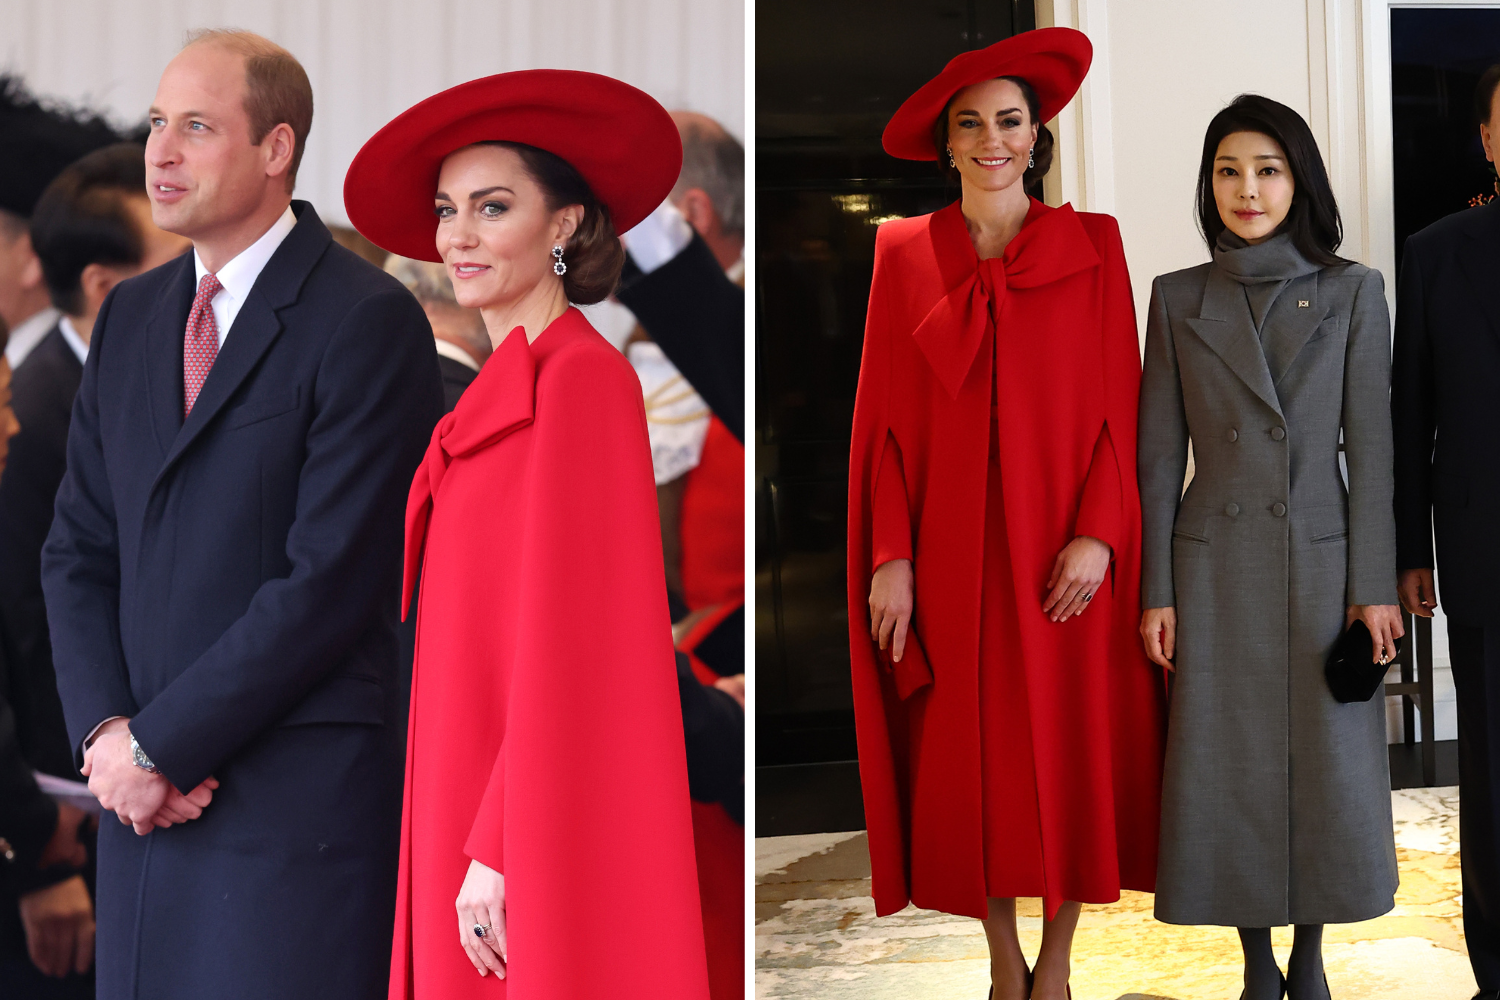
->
xmin=391 ymin=308 xmax=709 ymax=999
xmin=846 ymin=199 xmax=1167 ymax=920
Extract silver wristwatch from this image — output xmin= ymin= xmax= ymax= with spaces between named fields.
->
xmin=130 ymin=733 xmax=163 ymax=774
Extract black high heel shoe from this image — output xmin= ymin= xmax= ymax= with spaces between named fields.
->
xmin=1239 ymin=975 xmax=1288 ymax=1000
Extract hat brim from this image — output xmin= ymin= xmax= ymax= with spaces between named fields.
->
xmin=882 ymin=27 xmax=1092 ymax=162
xmin=344 ymin=70 xmax=681 ymax=263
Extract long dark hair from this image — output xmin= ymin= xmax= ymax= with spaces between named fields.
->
xmin=930 ymin=76 xmax=1053 ymax=201
xmin=1195 ymin=94 xmax=1347 ymax=266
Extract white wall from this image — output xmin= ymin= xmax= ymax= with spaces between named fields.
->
xmin=0 ymin=0 xmax=745 ymax=226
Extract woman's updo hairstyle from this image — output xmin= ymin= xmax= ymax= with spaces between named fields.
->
xmin=930 ymin=75 xmax=1054 ymax=200
xmin=480 ymin=140 xmax=626 ymax=304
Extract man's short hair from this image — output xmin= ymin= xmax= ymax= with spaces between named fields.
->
xmin=0 ymin=74 xmax=122 ymax=219
xmin=673 ymin=118 xmax=744 ymax=238
xmin=185 ymin=29 xmax=313 ymax=192
xmin=31 ymin=143 xmax=149 ymax=315
xmin=1479 ymin=64 xmax=1500 ymax=127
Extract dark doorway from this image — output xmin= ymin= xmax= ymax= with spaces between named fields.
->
xmin=756 ymin=0 xmax=1036 ymax=836
xmin=1390 ymin=7 xmax=1500 ymax=262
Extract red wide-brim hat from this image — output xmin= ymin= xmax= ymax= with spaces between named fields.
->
xmin=344 ymin=70 xmax=681 ymax=262
xmin=882 ymin=27 xmax=1092 ymax=161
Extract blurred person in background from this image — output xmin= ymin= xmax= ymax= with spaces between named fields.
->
xmin=615 ymin=108 xmax=745 ymax=1000
xmin=42 ymin=30 xmax=441 ymax=1000
xmin=385 ymin=255 xmax=492 ymax=410
xmin=616 ymin=115 xmax=744 ymax=442
xmin=0 ymin=141 xmax=188 ymax=999
xmin=0 ymin=319 xmax=95 ymax=999
xmin=0 ymin=76 xmax=122 ymax=372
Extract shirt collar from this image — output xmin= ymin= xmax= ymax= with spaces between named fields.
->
xmin=57 ymin=315 xmax=89 ymax=365
xmin=433 ymin=337 xmax=481 ymax=372
xmin=193 ymin=204 xmax=297 ymax=298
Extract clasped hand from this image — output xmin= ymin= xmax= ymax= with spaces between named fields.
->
xmin=80 ymin=719 xmax=218 ymax=836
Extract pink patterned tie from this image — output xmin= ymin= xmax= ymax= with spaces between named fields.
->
xmin=183 ymin=273 xmax=222 ymax=416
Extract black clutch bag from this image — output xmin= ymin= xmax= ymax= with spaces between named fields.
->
xmin=1324 ymin=619 xmax=1401 ymax=703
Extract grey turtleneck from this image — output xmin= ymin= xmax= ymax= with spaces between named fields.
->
xmin=1213 ymin=231 xmax=1322 ymax=339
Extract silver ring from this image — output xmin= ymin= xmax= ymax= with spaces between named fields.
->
xmin=473 ymin=923 xmax=492 ymax=938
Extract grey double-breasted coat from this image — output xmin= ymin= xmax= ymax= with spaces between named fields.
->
xmin=1138 ymin=234 xmax=1399 ymax=926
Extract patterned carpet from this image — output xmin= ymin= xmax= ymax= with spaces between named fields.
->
xmin=756 ymin=787 xmax=1473 ymax=999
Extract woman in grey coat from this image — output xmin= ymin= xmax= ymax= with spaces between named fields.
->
xmin=1137 ymin=95 xmax=1404 ymax=1000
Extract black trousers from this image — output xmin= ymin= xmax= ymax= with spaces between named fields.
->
xmin=1450 ymin=618 xmax=1500 ymax=988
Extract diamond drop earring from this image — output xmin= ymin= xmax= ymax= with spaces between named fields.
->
xmin=1027 ymin=146 xmax=1035 ymax=169
xmin=947 ymin=147 xmax=956 ymax=168
xmin=552 ymin=245 xmax=567 ymax=276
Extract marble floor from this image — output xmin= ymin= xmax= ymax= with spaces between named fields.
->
xmin=756 ymin=787 xmax=1472 ymax=999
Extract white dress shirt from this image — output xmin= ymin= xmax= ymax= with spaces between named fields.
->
xmin=57 ymin=315 xmax=89 ymax=365
xmin=192 ymin=205 xmax=297 ymax=346
xmin=4 ymin=306 xmax=61 ymax=370
xmin=433 ymin=337 xmax=480 ymax=372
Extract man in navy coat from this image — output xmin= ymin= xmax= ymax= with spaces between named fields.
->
xmin=41 ymin=29 xmax=442 ymax=1000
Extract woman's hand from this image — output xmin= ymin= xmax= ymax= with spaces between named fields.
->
xmin=456 ymin=859 xmax=507 ymax=978
xmin=1043 ymin=536 xmax=1111 ymax=622
xmin=1348 ymin=604 xmax=1406 ymax=665
xmin=1140 ymin=607 xmax=1177 ymax=670
xmin=869 ymin=558 xmax=914 ymax=662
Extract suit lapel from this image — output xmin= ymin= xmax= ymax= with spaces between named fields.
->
xmin=1460 ymin=202 xmax=1500 ymax=352
xmin=143 ymin=256 xmax=196 ymax=459
xmin=1261 ymin=270 xmax=1328 ymax=385
xmin=152 ymin=201 xmax=332 ymax=488
xmin=1184 ymin=267 xmax=1283 ymax=418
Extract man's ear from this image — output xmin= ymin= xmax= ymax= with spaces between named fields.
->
xmin=676 ymin=188 xmax=717 ymax=240
xmin=17 ymin=233 xmax=44 ymax=292
xmin=78 ymin=262 xmax=132 ymax=316
xmin=263 ymin=122 xmax=297 ymax=189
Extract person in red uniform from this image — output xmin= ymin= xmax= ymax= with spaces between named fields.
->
xmin=848 ymin=28 xmax=1167 ymax=1000
xmin=344 ymin=72 xmax=709 ymax=1000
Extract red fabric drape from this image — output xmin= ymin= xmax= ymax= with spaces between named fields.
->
xmin=847 ymin=199 xmax=1167 ymax=920
xmin=391 ymin=309 xmax=709 ymax=999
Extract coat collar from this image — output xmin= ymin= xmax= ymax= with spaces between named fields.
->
xmin=1185 ymin=253 xmax=1329 ymax=419
xmin=402 ymin=308 xmax=589 ymax=612
xmin=147 ymin=201 xmax=332 ymax=488
xmin=1459 ymin=200 xmax=1500 ymax=352
xmin=912 ymin=199 xmax=1101 ymax=399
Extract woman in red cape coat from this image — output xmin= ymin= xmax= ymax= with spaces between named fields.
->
xmin=847 ymin=28 xmax=1166 ymax=999
xmin=345 ymin=71 xmax=709 ymax=1000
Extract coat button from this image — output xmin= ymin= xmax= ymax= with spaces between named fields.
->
xmin=1225 ymin=503 xmax=1240 ymax=516
xmin=1273 ymin=502 xmax=1287 ymax=517
xmin=1227 ymin=428 xmax=1239 ymax=442
xmin=1270 ymin=427 xmax=1286 ymax=441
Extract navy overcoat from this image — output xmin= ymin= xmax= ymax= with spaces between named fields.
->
xmin=42 ymin=202 xmax=443 ymax=999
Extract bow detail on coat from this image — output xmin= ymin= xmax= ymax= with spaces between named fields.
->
xmin=912 ymin=201 xmax=1102 ymax=399
xmin=402 ymin=328 xmax=536 ymax=614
